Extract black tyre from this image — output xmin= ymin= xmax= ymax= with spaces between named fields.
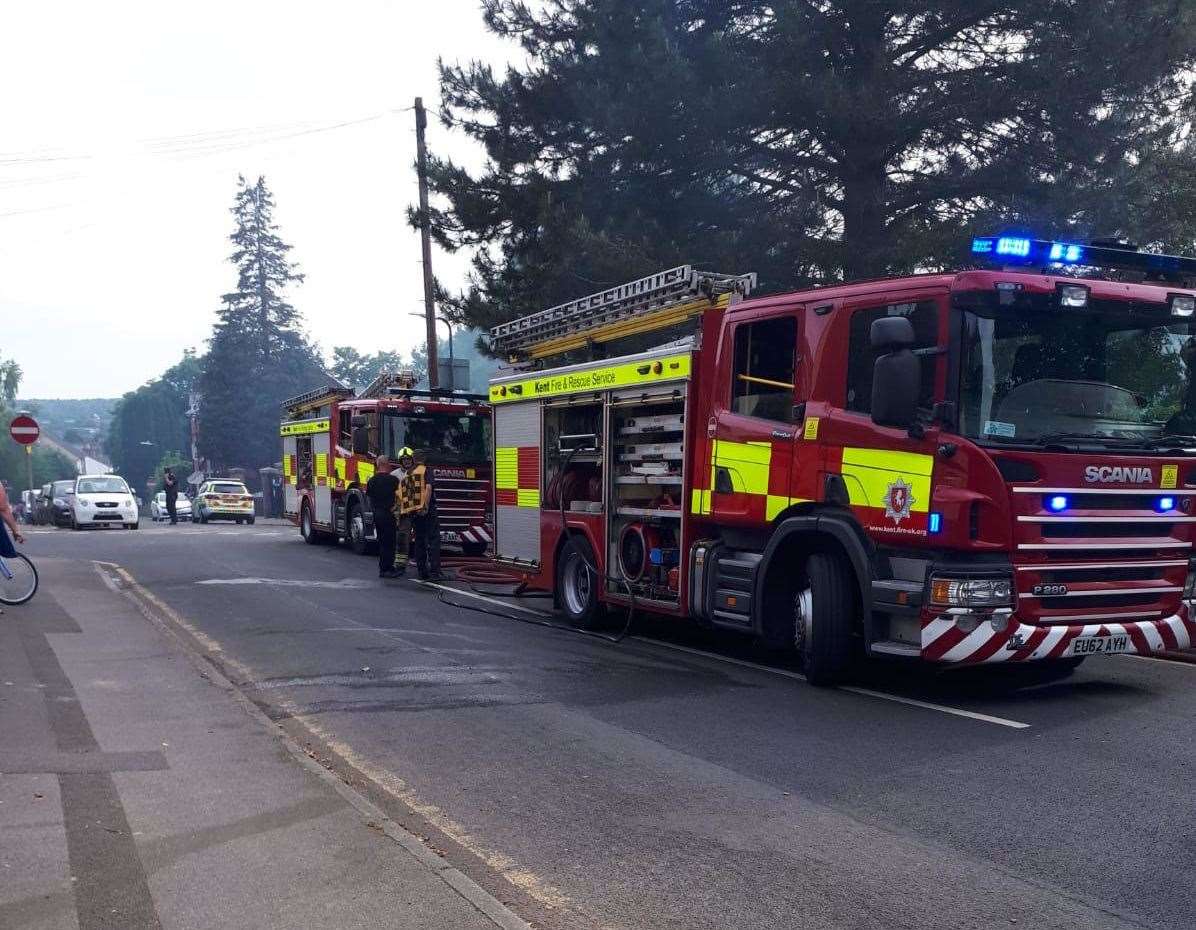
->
xmin=235 ymin=518 xmax=243 ymax=525
xmin=126 ymin=522 xmax=139 ymax=530
xmin=347 ymin=503 xmax=371 ymax=555
xmin=246 ymin=516 xmax=255 ymax=526
xmin=556 ymin=535 xmax=605 ymax=629
xmin=300 ymin=504 xmax=322 ymax=545
xmin=796 ymin=551 xmax=857 ymax=686
xmin=461 ymin=540 xmax=487 ymax=558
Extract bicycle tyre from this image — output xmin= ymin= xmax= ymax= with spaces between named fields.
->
xmin=0 ymin=554 xmax=38 ymax=606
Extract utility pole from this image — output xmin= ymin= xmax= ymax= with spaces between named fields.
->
xmin=414 ymin=97 xmax=440 ymax=389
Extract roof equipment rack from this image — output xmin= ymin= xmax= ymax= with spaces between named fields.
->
xmin=281 ymin=382 xmax=354 ymax=414
xmin=489 ymin=265 xmax=756 ymax=361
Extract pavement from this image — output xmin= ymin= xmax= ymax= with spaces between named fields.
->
xmin=0 ymin=549 xmax=529 ymax=930
xmin=7 ymin=520 xmax=1196 ymax=929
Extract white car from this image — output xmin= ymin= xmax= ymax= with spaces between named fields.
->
xmin=72 ymin=474 xmax=140 ymax=529
xmin=150 ymin=491 xmax=192 ymax=522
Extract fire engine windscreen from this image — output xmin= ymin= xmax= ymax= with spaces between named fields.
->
xmin=959 ymin=307 xmax=1196 ymax=445
xmin=381 ymin=411 xmax=491 ymax=465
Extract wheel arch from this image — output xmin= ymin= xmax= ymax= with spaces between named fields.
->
xmin=753 ymin=507 xmax=874 ymax=643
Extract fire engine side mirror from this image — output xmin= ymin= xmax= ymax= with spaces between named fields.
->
xmin=870 ymin=317 xmax=919 ymax=429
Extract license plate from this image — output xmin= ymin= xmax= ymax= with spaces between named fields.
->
xmin=1070 ymin=634 xmax=1130 ymax=657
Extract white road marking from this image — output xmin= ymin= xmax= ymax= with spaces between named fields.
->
xmin=196 ymin=577 xmax=374 ymax=589
xmin=420 ymin=582 xmax=1031 ymax=729
xmin=838 ymin=687 xmax=1031 ymax=730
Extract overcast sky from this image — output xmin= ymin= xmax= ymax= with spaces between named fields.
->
xmin=2 ymin=1 xmax=515 ymax=399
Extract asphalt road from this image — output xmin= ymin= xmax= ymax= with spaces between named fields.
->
xmin=21 ymin=519 xmax=1196 ymax=930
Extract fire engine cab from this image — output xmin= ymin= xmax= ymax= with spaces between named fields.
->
xmin=280 ymin=372 xmax=493 ymax=556
xmin=488 ymin=240 xmax=1196 ymax=683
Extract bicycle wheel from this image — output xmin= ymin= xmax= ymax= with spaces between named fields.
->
xmin=0 ymin=554 xmax=38 ymax=605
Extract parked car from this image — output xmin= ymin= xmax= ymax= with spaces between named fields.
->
xmin=31 ymin=483 xmax=52 ymax=525
xmin=150 ymin=491 xmax=192 ymax=522
xmin=71 ymin=474 xmax=139 ymax=529
xmin=43 ymin=480 xmax=76 ymax=527
xmin=192 ymin=479 xmax=255 ymax=524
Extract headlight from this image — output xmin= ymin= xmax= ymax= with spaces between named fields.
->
xmin=80 ymin=499 xmax=90 ymax=507
xmin=125 ymin=498 xmax=134 ymax=507
xmin=53 ymin=498 xmax=65 ymax=506
xmin=929 ymin=575 xmax=1013 ymax=609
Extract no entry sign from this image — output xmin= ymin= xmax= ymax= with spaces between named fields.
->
xmin=9 ymin=414 xmax=40 ymax=446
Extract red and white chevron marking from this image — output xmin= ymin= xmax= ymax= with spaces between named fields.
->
xmin=921 ymin=614 xmax=1196 ymax=664
xmin=459 ymin=525 xmax=492 ymax=545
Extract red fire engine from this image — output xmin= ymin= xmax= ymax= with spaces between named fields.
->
xmin=280 ymin=372 xmax=493 ymax=555
xmin=488 ymin=240 xmax=1196 ymax=683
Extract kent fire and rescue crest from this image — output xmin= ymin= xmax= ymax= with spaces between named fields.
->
xmin=884 ymin=478 xmax=914 ymax=525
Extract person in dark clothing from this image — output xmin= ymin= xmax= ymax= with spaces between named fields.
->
xmin=164 ymin=468 xmax=180 ymax=524
xmin=365 ymin=455 xmax=400 ymax=578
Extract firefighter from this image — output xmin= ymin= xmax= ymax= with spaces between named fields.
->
xmin=364 ymin=455 xmax=400 ymax=578
xmin=392 ymin=447 xmax=415 ymax=576
xmin=398 ymin=447 xmax=441 ymax=581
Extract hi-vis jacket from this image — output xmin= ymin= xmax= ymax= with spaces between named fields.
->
xmin=398 ymin=465 xmax=428 ymax=516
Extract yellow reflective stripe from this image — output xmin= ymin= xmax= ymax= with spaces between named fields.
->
xmin=357 ymin=461 xmax=375 ymax=484
xmin=334 ymin=458 xmax=346 ymax=481
xmin=314 ymin=453 xmax=328 ymax=478
xmin=490 ymin=352 xmax=691 ymax=404
xmin=282 ymin=456 xmax=293 ymax=478
xmin=496 ymin=447 xmax=519 ymax=489
xmin=840 ymin=447 xmax=933 ymax=513
xmin=712 ymin=439 xmax=771 ymax=494
xmin=691 ymin=488 xmax=711 ymax=514
xmin=766 ymin=495 xmax=789 ymax=521
xmin=841 ymin=447 xmax=934 ymax=477
xmin=517 ymin=488 xmax=540 ymax=508
xmin=279 ymin=418 xmax=329 ymax=437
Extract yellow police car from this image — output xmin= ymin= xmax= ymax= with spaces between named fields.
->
xmin=192 ymin=479 xmax=256 ymax=525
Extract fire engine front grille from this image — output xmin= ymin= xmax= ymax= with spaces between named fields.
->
xmin=1012 ymin=487 xmax=1192 ymax=625
xmin=434 ymin=477 xmax=490 ymax=532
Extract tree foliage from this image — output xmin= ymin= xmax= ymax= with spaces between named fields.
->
xmin=427 ymin=0 xmax=1196 ymax=330
xmin=107 ymin=351 xmax=202 ymax=493
xmin=0 ymin=355 xmax=74 ymax=492
xmin=198 ymin=176 xmax=325 ymax=472
xmin=328 ymin=346 xmax=407 ymax=391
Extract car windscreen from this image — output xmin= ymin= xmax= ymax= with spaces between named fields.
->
xmin=77 ymin=477 xmax=129 ymax=494
xmin=381 ymin=410 xmax=490 ymax=465
xmin=210 ymin=483 xmax=248 ymax=495
xmin=52 ymin=481 xmax=75 ymax=495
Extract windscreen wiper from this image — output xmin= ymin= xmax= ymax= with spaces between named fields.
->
xmin=1034 ymin=432 xmax=1150 ymax=450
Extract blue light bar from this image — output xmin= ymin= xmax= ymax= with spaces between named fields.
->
xmin=928 ymin=512 xmax=943 ymax=534
xmin=971 ymin=235 xmax=1196 ymax=279
xmin=996 ymin=237 xmax=1031 ymax=257
xmin=1046 ymin=495 xmax=1069 ymax=513
xmin=1156 ymin=496 xmax=1177 ymax=513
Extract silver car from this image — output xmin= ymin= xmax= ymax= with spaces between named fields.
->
xmin=150 ymin=491 xmax=192 ymax=522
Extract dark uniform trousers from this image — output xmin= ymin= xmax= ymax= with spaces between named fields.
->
xmin=412 ymin=507 xmax=440 ymax=578
xmin=375 ymin=511 xmax=397 ymax=574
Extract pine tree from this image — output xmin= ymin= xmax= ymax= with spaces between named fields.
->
xmin=427 ymin=0 xmax=1196 ymax=328
xmin=198 ymin=176 xmax=325 ymax=473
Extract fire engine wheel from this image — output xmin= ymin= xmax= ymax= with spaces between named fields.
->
xmin=795 ymin=551 xmax=855 ymax=686
xmin=556 ymin=535 xmax=605 ymax=630
xmin=300 ymin=505 xmax=321 ymax=545
xmin=347 ymin=504 xmax=371 ymax=555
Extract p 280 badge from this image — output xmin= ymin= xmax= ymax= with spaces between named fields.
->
xmin=1032 ymin=583 xmax=1068 ymax=596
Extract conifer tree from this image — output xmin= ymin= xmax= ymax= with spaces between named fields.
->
xmin=199 ymin=176 xmax=324 ymax=473
xmin=427 ymin=0 xmax=1196 ymax=329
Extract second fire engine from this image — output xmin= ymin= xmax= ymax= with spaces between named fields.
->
xmin=280 ymin=372 xmax=493 ymax=556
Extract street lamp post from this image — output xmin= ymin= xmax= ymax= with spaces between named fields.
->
xmin=409 ymin=313 xmax=454 ymax=389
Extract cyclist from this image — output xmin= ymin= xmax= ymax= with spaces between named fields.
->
xmin=0 ymin=481 xmax=25 ymax=556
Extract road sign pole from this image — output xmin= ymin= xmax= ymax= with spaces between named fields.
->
xmin=26 ymin=445 xmax=33 ymax=498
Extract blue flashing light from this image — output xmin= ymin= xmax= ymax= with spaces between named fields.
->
xmin=1048 ymin=242 xmax=1084 ymax=264
xmin=971 ymin=237 xmax=994 ymax=255
xmin=1046 ymin=495 xmax=1070 ymax=513
xmin=996 ymin=237 xmax=1032 ymax=258
xmin=928 ymin=512 xmax=943 ymax=534
xmin=1156 ymin=496 xmax=1177 ymax=513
